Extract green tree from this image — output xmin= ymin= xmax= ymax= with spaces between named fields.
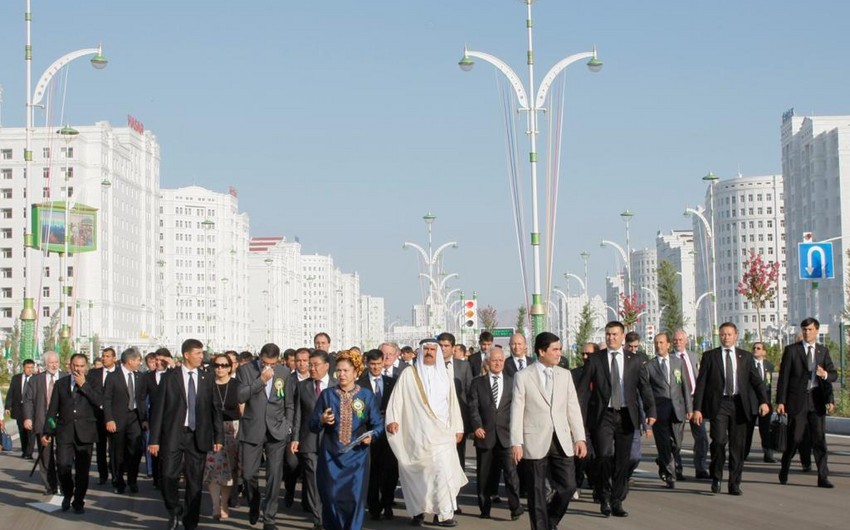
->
xmin=657 ymin=260 xmax=684 ymax=334
xmin=515 ymin=305 xmax=527 ymax=335
xmin=574 ymin=302 xmax=595 ymax=351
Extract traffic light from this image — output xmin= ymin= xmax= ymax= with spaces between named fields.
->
xmin=464 ymin=300 xmax=477 ymax=328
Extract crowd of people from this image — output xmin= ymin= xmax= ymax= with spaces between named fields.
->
xmin=0 ymin=318 xmax=839 ymax=530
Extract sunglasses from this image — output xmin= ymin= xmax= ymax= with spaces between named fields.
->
xmin=213 ymin=363 xmax=231 ymax=369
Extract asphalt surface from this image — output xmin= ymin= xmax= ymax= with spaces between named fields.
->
xmin=0 ymin=425 xmax=847 ymax=530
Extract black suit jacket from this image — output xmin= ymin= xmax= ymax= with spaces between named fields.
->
xmin=357 ymin=374 xmax=395 ymax=414
xmin=468 ymin=352 xmax=484 ymax=377
xmin=290 ymin=377 xmax=337 ymax=453
xmin=45 ymin=375 xmax=102 ymax=445
xmin=468 ymin=372 xmax=513 ymax=449
xmin=86 ymin=367 xmax=116 ymax=417
xmin=578 ymin=349 xmax=656 ymax=430
xmin=5 ymin=372 xmax=29 ymax=419
xmin=776 ymin=342 xmax=837 ymax=417
xmin=693 ymin=347 xmax=768 ymax=421
xmin=103 ymin=367 xmax=147 ymax=430
xmin=503 ymin=356 xmax=534 ymax=377
xmin=149 ymin=367 xmax=224 ymax=452
xmin=446 ymin=358 xmax=474 ymax=433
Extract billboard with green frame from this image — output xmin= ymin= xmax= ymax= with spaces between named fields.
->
xmin=31 ymin=202 xmax=98 ymax=253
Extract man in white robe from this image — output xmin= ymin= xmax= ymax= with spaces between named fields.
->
xmin=386 ymin=338 xmax=468 ymax=527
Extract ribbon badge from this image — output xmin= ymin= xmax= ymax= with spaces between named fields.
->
xmin=273 ymin=377 xmax=285 ymax=399
xmin=352 ymin=398 xmax=366 ymax=420
xmin=673 ymin=369 xmax=682 ymax=385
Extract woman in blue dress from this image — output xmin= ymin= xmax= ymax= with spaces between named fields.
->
xmin=310 ymin=349 xmax=384 ymax=530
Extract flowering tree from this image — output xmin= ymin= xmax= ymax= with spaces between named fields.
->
xmin=737 ymin=250 xmax=780 ymax=341
xmin=619 ymin=292 xmax=646 ymax=331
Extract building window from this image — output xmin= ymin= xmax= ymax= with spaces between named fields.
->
xmin=43 ymin=306 xmax=51 ymax=318
xmin=43 ymin=187 xmax=50 ymax=198
xmin=1 ymin=287 xmax=11 ymax=298
xmin=1 ymin=149 xmax=13 ymax=160
xmin=1 ymin=229 xmax=11 ymax=239
xmin=44 ymin=267 xmax=50 ymax=277
xmin=1 ymin=248 xmax=11 ymax=258
xmin=61 ymin=146 xmax=74 ymax=158
xmin=43 ymin=287 xmax=50 ymax=297
xmin=2 ymin=169 xmax=12 ymax=179
xmin=1 ymin=189 xmax=12 ymax=199
xmin=42 ymin=147 xmax=51 ymax=158
xmin=1 ymin=307 xmax=11 ymax=318
xmin=0 ymin=268 xmax=11 ymax=278
xmin=43 ymin=167 xmax=50 ymax=179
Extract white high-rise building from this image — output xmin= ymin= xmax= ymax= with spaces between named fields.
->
xmin=693 ymin=174 xmax=786 ymax=343
xmin=1 ymin=121 xmax=160 ymax=354
xmin=301 ymin=254 xmax=343 ymax=348
xmin=656 ymin=230 xmax=696 ymax=338
xmin=631 ymin=248 xmax=658 ymax=344
xmin=159 ymin=186 xmax=250 ymax=353
xmin=782 ymin=113 xmax=850 ymax=337
xmin=360 ymin=295 xmax=385 ymax=349
xmin=337 ymin=271 xmax=361 ymax=349
xmin=247 ymin=237 xmax=302 ymax=350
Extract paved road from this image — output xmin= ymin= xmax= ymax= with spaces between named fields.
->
xmin=0 ymin=427 xmax=847 ymax=530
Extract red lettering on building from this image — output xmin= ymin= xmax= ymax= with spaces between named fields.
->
xmin=127 ymin=115 xmax=145 ymax=134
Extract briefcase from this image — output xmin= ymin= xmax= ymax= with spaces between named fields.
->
xmin=768 ymin=413 xmax=788 ymax=453
xmin=0 ymin=428 xmax=12 ymax=452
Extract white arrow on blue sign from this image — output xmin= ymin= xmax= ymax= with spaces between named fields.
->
xmin=798 ymin=242 xmax=834 ymax=280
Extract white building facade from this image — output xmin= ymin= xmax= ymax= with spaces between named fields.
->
xmin=693 ymin=174 xmax=786 ymax=343
xmin=159 ymin=186 xmax=250 ymax=353
xmin=360 ymin=295 xmax=385 ymax=350
xmin=1 ymin=121 xmax=160 ymax=355
xmin=247 ymin=237 xmax=302 ymax=350
xmin=656 ymin=230 xmax=697 ymax=338
xmin=782 ymin=113 xmax=850 ymax=338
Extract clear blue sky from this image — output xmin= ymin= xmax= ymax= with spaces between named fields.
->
xmin=2 ymin=1 xmax=849 ymax=325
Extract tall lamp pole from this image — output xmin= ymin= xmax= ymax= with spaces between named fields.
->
xmin=686 ymin=177 xmax=719 ymax=347
xmin=459 ymin=1 xmax=602 ymax=338
xmin=620 ymin=210 xmax=634 ymax=297
xmin=580 ymin=251 xmax=590 ymax=302
xmin=21 ymin=0 xmax=107 ymax=360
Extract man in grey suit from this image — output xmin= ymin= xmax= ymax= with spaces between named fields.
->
xmin=646 ymin=332 xmax=692 ymax=489
xmin=23 ymin=351 xmax=66 ymax=495
xmin=672 ymin=329 xmax=710 ymax=480
xmin=237 ymin=343 xmax=292 ymax=530
xmin=288 ymin=349 xmax=337 ymax=530
xmin=511 ymin=332 xmax=586 ymax=530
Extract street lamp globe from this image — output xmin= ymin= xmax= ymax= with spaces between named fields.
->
xmin=702 ymin=171 xmax=719 ymax=183
xmin=586 ymin=48 xmax=603 ymax=73
xmin=90 ymin=54 xmax=108 ymax=69
xmin=458 ymin=49 xmax=475 ymax=72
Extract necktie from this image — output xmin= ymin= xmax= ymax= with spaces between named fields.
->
xmin=661 ymin=357 xmax=669 ymax=384
xmin=46 ymin=373 xmax=54 ymax=407
xmin=491 ymin=376 xmax=500 ymax=407
xmin=373 ymin=377 xmax=382 ymax=400
xmin=127 ymin=372 xmax=136 ymax=410
xmin=610 ymin=353 xmax=623 ymax=409
xmin=544 ymin=367 xmax=553 ymax=399
xmin=384 ymin=368 xmax=391 ymax=377
xmin=187 ymin=371 xmax=196 ymax=430
xmin=314 ymin=380 xmax=322 ymax=397
xmin=757 ymin=361 xmax=764 ymax=381
xmin=518 ymin=359 xmax=525 ymax=371
xmin=679 ymin=352 xmax=696 ymax=393
xmin=808 ymin=345 xmax=816 ymax=390
xmin=724 ymin=349 xmax=735 ymax=396
xmin=23 ymin=375 xmax=29 ymax=395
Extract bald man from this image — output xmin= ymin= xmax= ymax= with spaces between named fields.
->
xmin=504 ymin=334 xmax=535 ymax=377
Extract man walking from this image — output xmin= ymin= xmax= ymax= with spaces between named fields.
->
xmin=24 ymin=350 xmax=66 ymax=495
xmin=87 ymin=347 xmax=117 ymax=485
xmin=672 ymin=329 xmax=709 ymax=480
xmin=4 ymin=359 xmax=35 ymax=459
xmin=103 ymin=347 xmax=146 ymax=494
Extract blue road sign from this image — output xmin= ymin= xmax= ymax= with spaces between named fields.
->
xmin=798 ymin=242 xmax=834 ymax=280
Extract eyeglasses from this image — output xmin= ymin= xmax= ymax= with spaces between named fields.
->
xmin=213 ymin=363 xmax=231 ymax=369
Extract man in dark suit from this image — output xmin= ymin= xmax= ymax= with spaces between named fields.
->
xmin=672 ymin=329 xmax=709 ymax=480
xmin=149 ymin=339 xmax=224 ymax=530
xmin=4 ymin=359 xmax=36 ymax=458
xmin=439 ymin=331 xmax=473 ymax=512
xmin=379 ymin=342 xmax=407 ymax=378
xmin=237 ymin=343 xmax=292 ymax=530
xmin=358 ymin=349 xmax=398 ymax=520
xmin=745 ymin=342 xmax=775 ymax=462
xmin=776 ymin=317 xmax=837 ymax=488
xmin=283 ymin=347 xmax=311 ymax=508
xmin=646 ymin=333 xmax=692 ymax=489
xmin=504 ymin=333 xmax=534 ymax=377
xmin=87 ymin=347 xmax=117 ymax=485
xmin=577 ymin=321 xmax=656 ymax=518
xmin=42 ymin=353 xmax=101 ymax=513
xmin=23 ymin=350 xmax=66 ymax=494
xmin=468 ymin=331 xmax=494 ymax=377
xmin=103 ymin=347 xmax=146 ymax=494
xmin=469 ymin=348 xmax=522 ymax=520
xmin=692 ymin=322 xmax=769 ymax=496
xmin=141 ymin=347 xmax=172 ymax=489
xmin=288 ymin=349 xmax=336 ymax=530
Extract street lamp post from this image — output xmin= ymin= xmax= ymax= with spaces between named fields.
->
xmin=620 ymin=210 xmax=634 ymax=297
xmin=600 ymin=239 xmax=629 ymax=309
xmin=686 ymin=174 xmax=719 ymax=347
xmin=20 ymin=0 xmax=107 ymax=359
xmin=580 ymin=251 xmax=590 ymax=301
xmin=201 ymin=219 xmax=214 ymax=350
xmin=459 ymin=1 xmax=602 ymax=338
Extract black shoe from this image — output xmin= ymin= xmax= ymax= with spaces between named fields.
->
xmin=818 ymin=479 xmax=834 ymax=489
xmin=263 ymin=524 xmax=278 ymax=530
xmin=97 ymin=478 xmax=107 ymax=485
xmin=676 ymin=472 xmax=686 ymax=481
xmin=491 ymin=496 xmax=502 ymax=504
xmin=779 ymin=469 xmax=788 ymax=485
xmin=283 ymin=494 xmax=294 ymax=508
xmin=454 ymin=508 xmax=463 ymax=515
xmin=72 ymin=505 xmax=85 ymax=514
xmin=383 ymin=510 xmax=395 ymax=520
xmin=600 ymin=501 xmax=612 ymax=517
xmin=478 ymin=513 xmax=491 ymax=519
xmin=167 ymin=515 xmax=179 ymax=530
xmin=128 ymin=483 xmax=139 ymax=494
xmin=510 ymin=508 xmax=524 ymax=521
xmin=410 ymin=514 xmax=424 ymax=527
xmin=665 ymin=477 xmax=675 ymax=489
xmin=611 ymin=503 xmax=628 ymax=517
xmin=44 ymin=487 xmax=58 ymax=496
xmin=802 ymin=465 xmax=812 ymax=472
xmin=61 ymin=497 xmax=71 ymax=512
xmin=696 ymin=470 xmax=711 ymax=480
xmin=249 ymin=508 xmax=260 ymax=525
xmin=763 ymin=454 xmax=777 ymax=463
xmin=371 ymin=513 xmax=383 ymax=521
xmin=711 ymin=480 xmax=721 ymax=494
xmin=729 ymin=485 xmax=742 ymax=496
xmin=113 ymin=487 xmax=125 ymax=495
xmin=433 ymin=517 xmax=458 ymax=527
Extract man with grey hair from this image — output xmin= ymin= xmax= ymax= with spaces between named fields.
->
xmin=671 ymin=329 xmax=710 ymax=480
xmin=103 ymin=347 xmax=146 ymax=494
xmin=380 ymin=342 xmax=407 ymax=378
xmin=24 ymin=350 xmax=66 ymax=495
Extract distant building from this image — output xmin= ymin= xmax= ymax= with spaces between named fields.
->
xmin=656 ymin=229 xmax=696 ymax=338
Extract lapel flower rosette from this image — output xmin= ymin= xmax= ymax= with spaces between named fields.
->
xmin=765 ymin=371 xmax=771 ymax=385
xmin=352 ymin=398 xmax=366 ymax=420
xmin=673 ymin=369 xmax=682 ymax=385
xmin=273 ymin=377 xmax=285 ymax=399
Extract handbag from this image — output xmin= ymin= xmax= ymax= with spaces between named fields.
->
xmin=768 ymin=412 xmax=788 ymax=453
xmin=0 ymin=428 xmax=12 ymax=452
